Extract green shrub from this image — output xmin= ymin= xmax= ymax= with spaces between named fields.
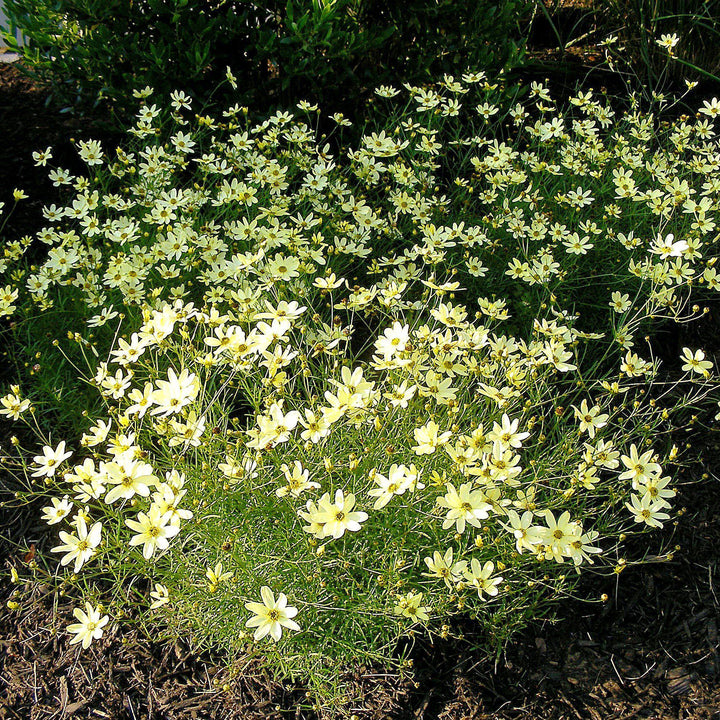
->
xmin=2 ymin=75 xmax=720 ymax=712
xmin=2 ymin=0 xmax=528 ymax=126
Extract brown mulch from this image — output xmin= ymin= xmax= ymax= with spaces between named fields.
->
xmin=1 ymin=45 xmax=720 ymax=719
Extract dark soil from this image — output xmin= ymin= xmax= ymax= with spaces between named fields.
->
xmin=2 ymin=32 xmax=720 ymax=719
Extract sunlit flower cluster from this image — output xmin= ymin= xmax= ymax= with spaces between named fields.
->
xmin=1 ymin=73 xmax=718 ymax=677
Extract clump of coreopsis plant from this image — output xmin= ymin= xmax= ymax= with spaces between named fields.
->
xmin=1 ymin=68 xmax=719 ymax=711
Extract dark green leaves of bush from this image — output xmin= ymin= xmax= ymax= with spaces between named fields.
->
xmin=3 ymin=0 xmax=530 ymax=126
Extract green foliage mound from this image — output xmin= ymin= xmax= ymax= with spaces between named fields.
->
xmin=2 ymin=0 xmax=527 ymax=124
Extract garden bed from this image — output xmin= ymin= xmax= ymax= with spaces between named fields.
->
xmin=1 ymin=54 xmax=719 ymax=719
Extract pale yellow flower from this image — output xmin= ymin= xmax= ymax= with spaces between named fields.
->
xmin=245 ymin=586 xmax=300 ymax=642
